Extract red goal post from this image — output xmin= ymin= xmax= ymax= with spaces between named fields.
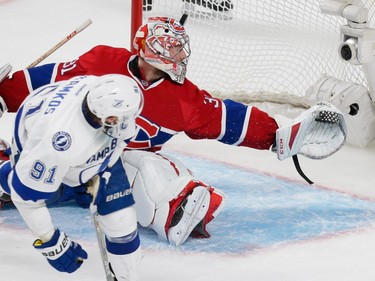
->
xmin=130 ymin=0 xmax=375 ymax=108
xmin=131 ymin=0 xmax=143 ymax=54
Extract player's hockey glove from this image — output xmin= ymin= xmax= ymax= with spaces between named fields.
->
xmin=33 ymin=228 xmax=88 ymax=273
xmin=72 ymin=170 xmax=111 ymax=209
xmin=73 ymin=184 xmax=93 ymax=209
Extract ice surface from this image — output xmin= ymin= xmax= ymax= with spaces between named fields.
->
xmin=1 ymin=1 xmax=375 ymax=280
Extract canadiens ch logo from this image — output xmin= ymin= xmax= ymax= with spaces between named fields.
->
xmin=52 ymin=131 xmax=72 ymax=151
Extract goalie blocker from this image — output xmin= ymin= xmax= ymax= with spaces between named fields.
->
xmin=122 ymin=150 xmax=225 ymax=246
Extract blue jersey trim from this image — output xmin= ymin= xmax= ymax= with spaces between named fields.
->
xmin=0 ymin=161 xmax=12 ymax=194
xmin=28 ymin=63 xmax=56 ymax=90
xmin=220 ymin=100 xmax=247 ymax=145
xmin=13 ymin=105 xmax=24 ymax=155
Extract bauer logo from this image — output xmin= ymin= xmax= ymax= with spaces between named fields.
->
xmin=106 ymin=188 xmax=133 ymax=202
xmin=52 ymin=131 xmax=72 ymax=151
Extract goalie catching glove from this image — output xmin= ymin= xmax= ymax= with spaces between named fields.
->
xmin=275 ymin=101 xmax=347 ymax=160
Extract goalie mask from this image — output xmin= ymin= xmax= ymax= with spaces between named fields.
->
xmin=133 ymin=17 xmax=191 ymax=84
xmin=85 ymin=74 xmax=144 ymax=139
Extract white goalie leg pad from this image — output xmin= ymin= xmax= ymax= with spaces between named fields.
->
xmin=305 ymin=74 xmax=375 ymax=147
xmin=122 ymin=150 xmax=194 ymax=228
xmin=275 ymin=101 xmax=347 ymax=160
xmin=122 ymin=150 xmax=225 ymax=245
xmin=166 ymin=185 xmax=211 ymax=246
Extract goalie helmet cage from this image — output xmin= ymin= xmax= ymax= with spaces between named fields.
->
xmin=131 ymin=0 xmax=375 ymax=107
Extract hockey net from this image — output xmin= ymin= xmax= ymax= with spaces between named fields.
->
xmin=138 ymin=0 xmax=375 ymax=108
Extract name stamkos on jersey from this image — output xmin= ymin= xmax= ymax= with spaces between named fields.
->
xmin=45 ymin=76 xmax=86 ymax=115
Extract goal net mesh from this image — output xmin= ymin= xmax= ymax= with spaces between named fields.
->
xmin=142 ymin=0 xmax=375 ymax=107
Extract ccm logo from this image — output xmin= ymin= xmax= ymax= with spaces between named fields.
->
xmin=106 ymin=188 xmax=133 ymax=202
xmin=279 ymin=139 xmax=284 ymax=154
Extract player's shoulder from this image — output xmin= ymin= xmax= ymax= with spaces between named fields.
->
xmin=89 ymin=45 xmax=132 ymax=56
xmin=162 ymin=77 xmax=211 ymax=102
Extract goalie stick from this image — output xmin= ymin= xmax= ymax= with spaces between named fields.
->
xmin=27 ymin=19 xmax=92 ymax=68
xmin=292 ymin=155 xmax=313 ymax=184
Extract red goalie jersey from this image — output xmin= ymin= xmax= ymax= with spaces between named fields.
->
xmin=0 ymin=45 xmax=278 ymax=151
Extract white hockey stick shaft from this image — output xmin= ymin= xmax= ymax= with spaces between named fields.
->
xmin=88 ymin=176 xmax=116 ymax=281
xmin=27 ymin=19 xmax=92 ymax=69
xmin=92 ymin=211 xmax=116 ymax=281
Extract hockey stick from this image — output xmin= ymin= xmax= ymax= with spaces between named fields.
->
xmin=180 ymin=13 xmax=188 ymax=25
xmin=88 ymin=175 xmax=116 ymax=281
xmin=292 ymin=155 xmax=314 ymax=185
xmin=27 ymin=19 xmax=93 ymax=69
xmin=91 ymin=210 xmax=117 ymax=281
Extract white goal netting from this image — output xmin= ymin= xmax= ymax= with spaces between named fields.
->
xmin=142 ymin=0 xmax=375 ymax=107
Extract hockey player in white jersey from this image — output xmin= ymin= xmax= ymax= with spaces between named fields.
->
xmin=0 ymin=74 xmax=144 ymax=280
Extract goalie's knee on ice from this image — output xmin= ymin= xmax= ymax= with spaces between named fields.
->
xmin=123 ymin=150 xmax=225 ymax=246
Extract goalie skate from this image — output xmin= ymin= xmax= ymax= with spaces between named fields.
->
xmin=182 ymin=0 xmax=234 ymax=20
xmin=168 ymin=185 xmax=211 ymax=246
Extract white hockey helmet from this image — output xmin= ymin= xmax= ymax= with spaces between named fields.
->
xmin=86 ymin=74 xmax=144 ymax=139
xmin=133 ymin=16 xmax=191 ymax=84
